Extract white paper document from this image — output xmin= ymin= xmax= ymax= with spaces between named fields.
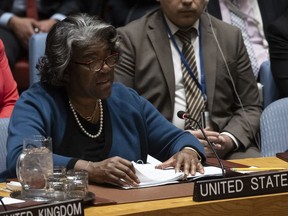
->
xmin=0 ymin=197 xmax=25 ymax=205
xmin=123 ymin=157 xmax=223 ymax=189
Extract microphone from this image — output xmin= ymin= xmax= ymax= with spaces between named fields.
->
xmin=177 ymin=111 xmax=225 ymax=178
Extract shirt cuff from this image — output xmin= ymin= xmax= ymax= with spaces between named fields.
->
xmin=50 ymin=13 xmax=66 ymax=21
xmin=220 ymin=131 xmax=239 ymax=151
xmin=67 ymin=158 xmax=79 ymax=170
xmin=0 ymin=13 xmax=14 ymax=27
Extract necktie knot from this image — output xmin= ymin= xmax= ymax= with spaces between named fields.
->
xmin=176 ymin=28 xmax=196 ymax=44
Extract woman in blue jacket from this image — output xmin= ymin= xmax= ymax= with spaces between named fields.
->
xmin=6 ymin=13 xmax=205 ymax=187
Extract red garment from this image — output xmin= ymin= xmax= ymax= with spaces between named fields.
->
xmin=26 ymin=0 xmax=39 ymax=20
xmin=0 ymin=40 xmax=19 ymax=118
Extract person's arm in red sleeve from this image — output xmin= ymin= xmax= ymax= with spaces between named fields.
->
xmin=0 ymin=40 xmax=19 ymax=118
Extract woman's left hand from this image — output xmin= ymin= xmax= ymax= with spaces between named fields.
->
xmin=155 ymin=148 xmax=204 ymax=178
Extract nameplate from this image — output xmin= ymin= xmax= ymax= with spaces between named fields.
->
xmin=0 ymin=199 xmax=84 ymax=216
xmin=193 ymin=170 xmax=288 ymax=202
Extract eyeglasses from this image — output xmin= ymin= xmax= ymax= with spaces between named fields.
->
xmin=71 ymin=53 xmax=119 ymax=72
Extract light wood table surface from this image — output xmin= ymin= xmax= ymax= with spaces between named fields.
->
xmin=1 ymin=157 xmax=288 ymax=216
xmin=85 ymin=157 xmax=288 ymax=216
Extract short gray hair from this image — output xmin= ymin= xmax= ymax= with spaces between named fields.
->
xmin=37 ymin=13 xmax=119 ymax=86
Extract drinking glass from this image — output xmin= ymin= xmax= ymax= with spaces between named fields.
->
xmin=47 ymin=166 xmax=67 ymax=202
xmin=66 ymin=170 xmax=88 ymax=199
xmin=16 ymin=135 xmax=53 ymax=202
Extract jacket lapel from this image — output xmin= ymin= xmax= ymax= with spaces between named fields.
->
xmin=145 ymin=12 xmax=218 ymax=114
xmin=146 ymin=11 xmax=176 ymax=107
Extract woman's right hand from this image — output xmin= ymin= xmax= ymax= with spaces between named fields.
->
xmin=76 ymin=157 xmax=140 ymax=187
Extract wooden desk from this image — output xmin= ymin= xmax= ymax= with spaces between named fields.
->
xmin=85 ymin=157 xmax=288 ymax=216
xmin=1 ymin=157 xmax=288 ymax=216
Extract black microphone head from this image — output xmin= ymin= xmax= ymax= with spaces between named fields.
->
xmin=177 ymin=111 xmax=186 ymax=119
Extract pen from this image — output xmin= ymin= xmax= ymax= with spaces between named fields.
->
xmin=230 ymin=167 xmax=287 ymax=171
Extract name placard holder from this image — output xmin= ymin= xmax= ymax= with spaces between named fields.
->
xmin=193 ymin=170 xmax=288 ymax=202
xmin=0 ymin=199 xmax=84 ymax=216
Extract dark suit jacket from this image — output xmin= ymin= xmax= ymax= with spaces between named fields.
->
xmin=114 ymin=9 xmax=262 ymax=159
xmin=207 ymin=0 xmax=288 ymax=36
xmin=0 ymin=0 xmax=80 ymax=19
xmin=266 ymin=9 xmax=288 ymax=97
xmin=103 ymin=0 xmax=159 ymax=27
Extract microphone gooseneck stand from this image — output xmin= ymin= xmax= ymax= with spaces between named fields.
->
xmin=177 ymin=111 xmax=226 ymax=178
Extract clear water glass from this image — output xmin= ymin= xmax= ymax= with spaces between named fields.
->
xmin=47 ymin=166 xmax=67 ymax=202
xmin=66 ymin=169 xmax=88 ymax=199
xmin=16 ymin=135 xmax=53 ymax=202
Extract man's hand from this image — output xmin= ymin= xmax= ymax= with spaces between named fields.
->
xmin=8 ymin=16 xmax=39 ymax=48
xmin=187 ymin=128 xmax=222 ymax=157
xmin=155 ymin=148 xmax=204 ymax=177
xmin=36 ymin=19 xmax=57 ymax=33
xmin=215 ymin=134 xmax=236 ymax=158
xmin=187 ymin=128 xmax=236 ymax=158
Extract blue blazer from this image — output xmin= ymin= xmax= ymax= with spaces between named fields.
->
xmin=6 ymin=82 xmax=205 ymax=177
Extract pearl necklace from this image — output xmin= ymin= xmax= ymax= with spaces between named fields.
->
xmin=69 ymin=99 xmax=103 ymax=139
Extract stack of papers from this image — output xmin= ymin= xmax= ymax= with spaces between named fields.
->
xmin=123 ymin=156 xmax=223 ymax=189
